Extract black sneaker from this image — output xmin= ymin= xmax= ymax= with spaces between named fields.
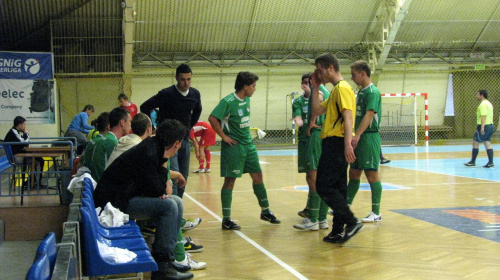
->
xmin=260 ymin=212 xmax=281 ymax=224
xmin=380 ymin=158 xmax=391 ymax=164
xmin=323 ymin=231 xmax=344 ymax=243
xmin=464 ymin=162 xmax=475 ymax=167
xmin=183 ymin=237 xmax=203 ymax=253
xmin=484 ymin=162 xmax=494 ymax=168
xmin=297 ymin=208 xmax=309 ymax=218
xmin=342 ymin=221 xmax=363 ymax=243
xmin=222 ymin=219 xmax=241 ymax=230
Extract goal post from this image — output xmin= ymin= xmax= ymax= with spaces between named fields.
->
xmin=380 ymin=93 xmax=428 ymax=147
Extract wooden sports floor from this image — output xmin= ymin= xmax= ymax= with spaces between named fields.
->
xmin=181 ymin=144 xmax=500 ymax=280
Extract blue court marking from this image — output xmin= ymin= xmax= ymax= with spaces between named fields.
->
xmin=392 ymin=157 xmax=500 ymax=182
xmin=392 ymin=206 xmax=500 ymax=243
xmin=381 ymin=144 xmax=500 ymax=154
xmin=293 ymin=183 xmax=411 ymax=192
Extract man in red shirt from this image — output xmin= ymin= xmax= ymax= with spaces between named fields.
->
xmin=118 ymin=93 xmax=138 ymax=118
xmin=190 ymin=121 xmax=216 ymax=173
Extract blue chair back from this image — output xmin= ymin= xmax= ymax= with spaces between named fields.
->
xmin=35 ymin=232 xmax=57 ymax=275
xmin=25 ymin=252 xmax=50 ymax=280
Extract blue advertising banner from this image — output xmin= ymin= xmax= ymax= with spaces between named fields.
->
xmin=0 ymin=52 xmax=53 ymax=80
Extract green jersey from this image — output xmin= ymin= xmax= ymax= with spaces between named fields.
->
xmin=292 ymin=94 xmax=310 ymax=142
xmin=309 ymin=84 xmax=330 ymax=131
xmin=82 ymin=132 xmax=118 ymax=181
xmin=355 ymin=83 xmax=382 ymax=132
xmin=210 ymin=93 xmax=253 ymax=145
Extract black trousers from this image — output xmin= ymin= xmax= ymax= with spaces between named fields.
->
xmin=316 ymin=136 xmax=356 ymax=234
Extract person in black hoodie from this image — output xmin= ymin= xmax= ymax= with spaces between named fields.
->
xmin=4 ymin=116 xmax=45 ymax=187
xmin=93 ymin=119 xmax=193 ymax=280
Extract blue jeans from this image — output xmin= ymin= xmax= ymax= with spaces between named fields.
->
xmin=170 ymin=138 xmax=190 ymax=198
xmin=126 ymin=195 xmax=183 ymax=259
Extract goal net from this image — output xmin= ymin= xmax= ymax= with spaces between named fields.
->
xmin=380 ymin=93 xmax=428 ymax=146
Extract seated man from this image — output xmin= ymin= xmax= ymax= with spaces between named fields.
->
xmin=93 ymin=119 xmax=194 ymax=280
xmin=3 ymin=116 xmax=45 ymax=187
xmin=82 ymin=107 xmax=131 ymax=181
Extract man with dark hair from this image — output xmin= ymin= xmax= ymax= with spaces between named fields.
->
xmin=209 ymin=71 xmax=281 ymax=230
xmin=4 ymin=116 xmax=45 ymax=187
xmin=310 ymin=52 xmax=362 ymax=243
xmin=464 ymin=89 xmax=495 ymax=168
xmin=293 ymin=73 xmax=331 ymax=231
xmin=93 ymin=119 xmax=193 ymax=280
xmin=82 ymin=107 xmax=131 ymax=181
xmin=118 ymin=93 xmax=138 ymax=119
xmin=140 ymin=63 xmax=202 ymax=198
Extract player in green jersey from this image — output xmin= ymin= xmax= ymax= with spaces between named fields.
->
xmin=293 ymin=73 xmax=330 ymax=231
xmin=209 ymin=71 xmax=281 ymax=230
xmin=346 ymin=60 xmax=384 ymax=223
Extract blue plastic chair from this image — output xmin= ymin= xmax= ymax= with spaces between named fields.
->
xmin=25 ymin=252 xmax=50 ymax=280
xmin=79 ymin=207 xmax=157 ymax=277
xmin=35 ymin=232 xmax=57 ymax=276
xmin=81 ymin=201 xmax=145 ymax=243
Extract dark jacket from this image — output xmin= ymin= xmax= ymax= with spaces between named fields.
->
xmin=140 ymin=85 xmax=202 ymax=133
xmin=93 ymin=136 xmax=169 ymax=212
xmin=4 ymin=128 xmax=29 ymax=155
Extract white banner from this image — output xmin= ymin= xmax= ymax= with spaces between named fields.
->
xmin=0 ymin=79 xmax=55 ymax=124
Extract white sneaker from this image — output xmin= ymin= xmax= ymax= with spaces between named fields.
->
xmin=361 ymin=211 xmax=382 ymax=223
xmin=175 ymin=253 xmax=207 ymax=270
xmin=318 ymin=219 xmax=329 ymax=229
xmin=193 ymin=168 xmax=205 ymax=173
xmin=293 ymin=218 xmax=319 ymax=231
xmin=182 ymin=218 xmax=202 ymax=231
xmin=204 ymin=168 xmax=211 ymax=173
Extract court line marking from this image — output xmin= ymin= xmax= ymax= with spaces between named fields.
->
xmin=184 ymin=192 xmax=308 ymax=280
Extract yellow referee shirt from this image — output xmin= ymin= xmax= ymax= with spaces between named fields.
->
xmin=320 ymin=80 xmax=356 ymax=139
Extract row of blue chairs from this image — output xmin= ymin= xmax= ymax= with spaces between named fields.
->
xmin=79 ymin=177 xmax=157 ymax=278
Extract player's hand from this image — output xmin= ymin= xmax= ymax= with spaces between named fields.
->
xmin=345 ymin=143 xmax=356 ymax=163
xmin=311 ymin=70 xmax=322 ymax=88
xmin=159 ymin=194 xmax=170 ymax=199
xmin=307 ymin=124 xmax=320 ymax=136
xmin=223 ymin=135 xmax=238 ymax=146
xmin=175 ymin=175 xmax=186 ymax=188
xmin=295 ymin=118 xmax=303 ymax=127
xmin=351 ymin=135 xmax=360 ymax=149
xmin=481 ymin=128 xmax=485 ymax=135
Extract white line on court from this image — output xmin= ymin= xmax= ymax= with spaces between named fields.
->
xmin=184 ymin=192 xmax=308 ymax=280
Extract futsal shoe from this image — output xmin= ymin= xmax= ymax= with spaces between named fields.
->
xmin=483 ymin=162 xmax=494 ymax=168
xmin=323 ymin=231 xmax=344 ymax=244
xmin=380 ymin=158 xmax=391 ymax=164
xmin=293 ymin=218 xmax=319 ymax=231
xmin=318 ymin=219 xmax=329 ymax=229
xmin=204 ymin=168 xmax=211 ymax=173
xmin=193 ymin=168 xmax=205 ymax=173
xmin=261 ymin=211 xmax=281 ymax=224
xmin=183 ymin=237 xmax=203 ymax=253
xmin=361 ymin=211 xmax=382 ymax=223
xmin=182 ymin=218 xmax=202 ymax=232
xmin=222 ymin=219 xmax=241 ymax=230
xmin=341 ymin=220 xmax=363 ymax=243
xmin=297 ymin=208 xmax=309 ymax=218
xmin=463 ymin=161 xmax=475 ymax=167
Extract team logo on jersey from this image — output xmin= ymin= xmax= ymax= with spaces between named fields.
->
xmin=238 ymin=109 xmax=243 ymax=116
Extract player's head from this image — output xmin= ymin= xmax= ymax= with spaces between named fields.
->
xmin=478 ymin=90 xmax=488 ymax=99
xmin=175 ymin=63 xmax=192 ymax=92
xmin=94 ymin=112 xmax=110 ymax=133
xmin=301 ymin=73 xmax=312 ymax=93
xmin=131 ymin=112 xmax=152 ymax=137
xmin=82 ymin=104 xmax=94 ymax=115
xmin=350 ymin=60 xmax=371 ymax=77
xmin=235 ymin=72 xmax=259 ymax=97
xmin=117 ymin=93 xmax=129 ymax=107
xmin=350 ymin=60 xmax=371 ymax=86
xmin=155 ymin=119 xmax=190 ymax=158
xmin=13 ymin=116 xmax=26 ymax=128
xmin=315 ymin=52 xmax=340 ymax=72
xmin=109 ymin=107 xmax=131 ymax=134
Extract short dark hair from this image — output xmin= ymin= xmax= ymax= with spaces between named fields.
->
xmin=176 ymin=63 xmax=192 ymax=77
xmin=350 ymin=60 xmax=371 ymax=77
xmin=13 ymin=116 xmax=26 ymax=127
xmin=109 ymin=107 xmax=130 ymax=128
xmin=95 ymin=112 xmax=110 ymax=132
xmin=131 ymin=113 xmax=151 ymax=136
xmin=235 ymin=72 xmax=259 ymax=92
xmin=302 ymin=73 xmax=311 ymax=83
xmin=82 ymin=105 xmax=94 ymax=112
xmin=155 ymin=119 xmax=190 ymax=149
xmin=117 ymin=93 xmax=129 ymax=101
xmin=478 ymin=90 xmax=488 ymax=99
xmin=315 ymin=52 xmax=339 ymax=72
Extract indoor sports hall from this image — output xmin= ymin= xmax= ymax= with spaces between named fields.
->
xmin=1 ymin=0 xmax=499 ymax=279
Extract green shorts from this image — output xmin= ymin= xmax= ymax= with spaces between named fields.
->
xmin=350 ymin=132 xmax=381 ymax=171
xmin=221 ymin=142 xmax=262 ymax=177
xmin=298 ymin=130 xmax=322 ymax=173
